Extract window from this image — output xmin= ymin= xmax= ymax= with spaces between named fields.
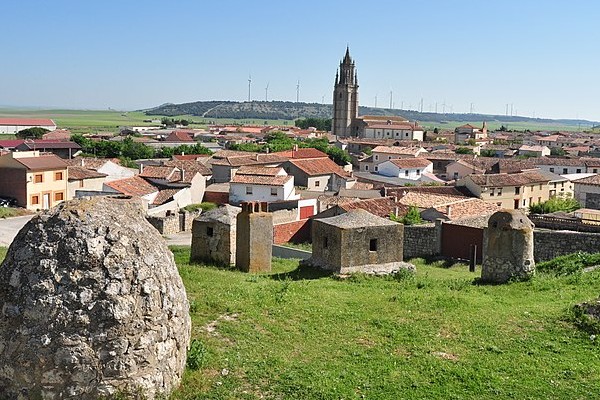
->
xmin=315 ymin=181 xmax=320 ymax=187
xmin=539 ymin=183 xmax=542 ymax=190
xmin=54 ymin=192 xmax=64 ymax=201
xmin=31 ymin=195 xmax=39 ymax=205
xmin=577 ymin=169 xmax=582 ymax=173
xmin=271 ymin=187 xmax=278 ymax=196
xmin=416 ymin=169 xmax=420 ymax=175
xmin=523 ymin=199 xmax=526 ymax=206
xmin=497 ymin=188 xmax=502 ymax=196
xmin=549 ymin=168 xmax=555 ymax=173
xmin=365 ymin=165 xmax=369 ymax=171
xmin=563 ymin=168 xmax=568 ymax=174
xmin=388 ymin=156 xmax=392 ymax=160
xmin=206 ymin=226 xmax=214 ymax=237
xmin=374 ymin=166 xmax=378 ymax=172
xmin=405 ymin=170 xmax=409 ymax=177
xmin=79 ymin=180 xmax=84 ymax=188
xmin=246 ymin=186 xmax=253 ymax=194
xmin=453 ymin=172 xmax=459 ymax=179
xmin=594 ymin=169 xmax=598 ymax=173
xmin=369 ymin=239 xmax=378 ymax=252
xmin=54 ymin=171 xmax=63 ymax=181
xmin=490 ymin=189 xmax=495 ymax=197
xmin=34 ymin=174 xmax=43 ymax=183
xmin=515 ymin=187 xmax=520 ymax=195
xmin=323 ymin=237 xmax=328 ymax=249
xmin=374 ymin=155 xmax=379 ymax=161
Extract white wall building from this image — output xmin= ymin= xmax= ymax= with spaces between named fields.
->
xmin=229 ymin=166 xmax=300 ymax=205
xmin=0 ymin=118 xmax=57 ymax=134
xmin=376 ymin=158 xmax=433 ymax=180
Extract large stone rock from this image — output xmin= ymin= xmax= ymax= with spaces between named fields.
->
xmin=0 ymin=197 xmax=191 ymax=399
xmin=481 ymin=209 xmax=535 ymax=283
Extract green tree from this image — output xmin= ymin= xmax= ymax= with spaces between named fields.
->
xmin=16 ymin=127 xmax=49 ymax=139
xmin=392 ymin=205 xmax=423 ymax=225
xmin=529 ymin=194 xmax=580 ymax=214
xmin=455 ymin=147 xmax=473 ymax=154
xmin=295 ymin=118 xmax=332 ymax=131
xmin=550 ymin=147 xmax=566 ymax=156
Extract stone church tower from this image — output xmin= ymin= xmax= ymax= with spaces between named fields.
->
xmin=332 ymin=47 xmax=359 ymax=138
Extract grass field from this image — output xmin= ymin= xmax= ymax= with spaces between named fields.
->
xmin=1 ymin=108 xmax=593 ymax=134
xmin=0 ymin=245 xmax=598 ymax=398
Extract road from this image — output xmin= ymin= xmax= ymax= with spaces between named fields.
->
xmin=0 ymin=215 xmax=191 ymax=247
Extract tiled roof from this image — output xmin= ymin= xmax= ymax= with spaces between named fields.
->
xmin=12 ymin=154 xmax=68 ymax=171
xmin=366 ymin=123 xmax=420 ymax=130
xmin=152 ymin=188 xmax=181 ymax=205
xmin=372 ymin=145 xmax=425 ymax=156
xmin=274 ymin=148 xmax=328 ymax=159
xmin=339 ymin=197 xmax=408 ymax=218
xmin=230 ymin=174 xmax=292 ymax=186
xmin=236 ymin=166 xmax=284 ymax=176
xmin=468 ymin=170 xmax=550 ymax=187
xmin=17 ymin=140 xmax=81 ymax=150
xmin=165 ymin=130 xmax=195 ymax=142
xmin=288 ymin=157 xmax=351 ymax=177
xmin=535 ymin=157 xmax=586 ymax=167
xmin=163 ymin=160 xmax=212 ymax=178
xmin=0 ymin=118 xmax=55 ymax=126
xmin=42 ymin=129 xmax=71 ymax=141
xmin=64 ymin=157 xmax=120 ymax=170
xmin=139 ymin=166 xmax=178 ymax=180
xmin=172 ymin=154 xmax=211 ymax=161
xmin=67 ymin=166 xmax=107 ymax=180
xmin=396 ymin=191 xmax=469 ymax=209
xmin=317 ymin=209 xmax=398 ymax=228
xmin=211 ymin=153 xmax=287 ymax=167
xmin=573 ymin=174 xmax=600 ymax=186
xmin=105 ymin=176 xmax=158 ymax=197
xmin=387 ymin=158 xmax=432 ymax=169
xmin=0 ymin=140 xmax=25 ymax=148
xmin=433 ymin=198 xmax=501 ymax=220
xmin=519 ymin=145 xmax=548 ymax=152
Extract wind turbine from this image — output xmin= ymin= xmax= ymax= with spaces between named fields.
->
xmin=296 ymin=80 xmax=300 ymax=103
xmin=247 ymin=74 xmax=252 ymax=102
xmin=265 ymin=82 xmax=269 ymax=102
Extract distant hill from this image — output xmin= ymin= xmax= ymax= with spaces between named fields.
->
xmin=143 ymin=100 xmax=598 ymax=128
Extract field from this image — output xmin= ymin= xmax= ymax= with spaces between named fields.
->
xmin=0 ymin=108 xmax=593 ymax=134
xmin=0 ymin=245 xmax=598 ymax=398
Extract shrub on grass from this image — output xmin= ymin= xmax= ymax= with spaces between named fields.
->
xmin=187 ymin=339 xmax=208 ymax=371
xmin=537 ymin=252 xmax=600 ymax=276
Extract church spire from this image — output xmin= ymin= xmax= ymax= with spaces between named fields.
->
xmin=343 ymin=46 xmax=352 ymax=64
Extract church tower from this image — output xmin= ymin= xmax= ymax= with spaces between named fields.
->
xmin=332 ymin=47 xmax=359 ymax=138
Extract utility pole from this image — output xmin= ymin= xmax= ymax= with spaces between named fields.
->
xmin=470 ymin=102 xmax=474 ymax=114
xmin=247 ymin=74 xmax=252 ymax=102
xmin=296 ymin=80 xmax=300 ymax=103
xmin=420 ymin=98 xmax=424 ymax=113
xmin=265 ymin=82 xmax=269 ymax=102
xmin=389 ymin=91 xmax=393 ymax=109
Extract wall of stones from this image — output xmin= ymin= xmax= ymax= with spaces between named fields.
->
xmin=534 ymin=230 xmax=600 ymax=262
xmin=530 ymin=215 xmax=600 ymax=233
xmin=403 ymin=223 xmax=440 ymax=260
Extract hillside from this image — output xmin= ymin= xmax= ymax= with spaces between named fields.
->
xmin=144 ymin=100 xmax=598 ymax=129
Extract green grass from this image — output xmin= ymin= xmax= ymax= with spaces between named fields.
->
xmin=1 ymin=246 xmax=599 ymax=399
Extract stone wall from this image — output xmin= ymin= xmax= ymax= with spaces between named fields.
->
xmin=529 ymin=214 xmax=600 ymax=233
xmin=403 ymin=222 xmax=441 ymax=260
xmin=147 ymin=211 xmax=195 ymax=235
xmin=534 ymin=230 xmax=600 ymax=262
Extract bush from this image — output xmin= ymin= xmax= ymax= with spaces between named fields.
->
xmin=183 ymin=202 xmax=217 ymax=213
xmin=537 ymin=251 xmax=600 ymax=276
xmin=529 ymin=194 xmax=580 ymax=214
xmin=186 ymin=339 xmax=208 ymax=371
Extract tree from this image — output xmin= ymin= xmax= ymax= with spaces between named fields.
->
xmin=391 ymin=205 xmax=423 ymax=225
xmin=455 ymin=147 xmax=473 ymax=154
xmin=551 ymin=147 xmax=566 ymax=156
xmin=16 ymin=127 xmax=49 ymax=139
xmin=529 ymin=194 xmax=580 ymax=214
xmin=295 ymin=118 xmax=332 ymax=131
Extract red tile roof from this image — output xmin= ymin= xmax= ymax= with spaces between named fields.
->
xmin=165 ymin=130 xmax=195 ymax=142
xmin=11 ymin=154 xmax=67 ymax=171
xmin=42 ymin=129 xmax=71 ymax=141
xmin=172 ymin=154 xmax=210 ymax=161
xmin=573 ymin=174 xmax=600 ymax=186
xmin=105 ymin=176 xmax=158 ymax=197
xmin=230 ymin=174 xmax=292 ymax=186
xmin=387 ymin=158 xmax=432 ymax=169
xmin=433 ymin=198 xmax=501 ymax=220
xmin=467 ymin=170 xmax=550 ymax=187
xmin=0 ymin=140 xmax=25 ymax=148
xmin=288 ymin=157 xmax=351 ymax=177
xmin=0 ymin=118 xmax=56 ymax=126
xmin=339 ymin=197 xmax=407 ymax=218
xmin=67 ymin=166 xmax=107 ymax=180
xmin=372 ymin=145 xmax=425 ymax=156
xmin=152 ymin=188 xmax=181 ymax=205
xmin=236 ymin=166 xmax=285 ymax=176
xmin=139 ymin=166 xmax=178 ymax=180
xmin=163 ymin=160 xmax=212 ymax=178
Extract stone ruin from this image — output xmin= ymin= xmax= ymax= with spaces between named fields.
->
xmin=302 ymin=209 xmax=415 ymax=275
xmin=0 ymin=197 xmax=191 ymax=399
xmin=236 ymin=201 xmax=273 ymax=273
xmin=190 ymin=204 xmax=241 ymax=266
xmin=481 ymin=209 xmax=535 ymax=283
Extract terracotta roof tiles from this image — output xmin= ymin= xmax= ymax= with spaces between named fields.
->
xmin=105 ymin=176 xmax=158 ymax=197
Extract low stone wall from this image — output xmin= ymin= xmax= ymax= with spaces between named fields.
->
xmin=534 ymin=230 xmax=600 ymax=262
xmin=147 ymin=211 xmax=195 ymax=235
xmin=530 ymin=214 xmax=600 ymax=233
xmin=403 ymin=222 xmax=441 ymax=260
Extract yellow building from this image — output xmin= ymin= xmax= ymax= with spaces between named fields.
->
xmin=0 ymin=151 xmax=68 ymax=210
xmin=458 ymin=170 xmax=551 ymax=210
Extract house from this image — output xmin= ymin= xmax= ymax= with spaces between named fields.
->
xmin=354 ymin=116 xmax=424 ymax=141
xmin=312 ymin=197 xmax=405 ymax=219
xmin=42 ymin=129 xmax=71 ymax=141
xmin=0 ymin=118 xmax=57 ymax=134
xmin=67 ymin=166 xmax=107 ymax=199
xmin=457 ymin=170 xmax=551 ymax=209
xmin=65 ymin=157 xmax=136 ymax=182
xmin=139 ymin=163 xmax=207 ymax=207
xmin=0 ymin=151 xmax=68 ymax=210
xmin=446 ymin=159 xmax=486 ymax=181
xmin=518 ymin=145 xmax=550 ymax=157
xmin=229 ymin=166 xmax=299 ymax=205
xmin=14 ymin=140 xmax=81 ymax=159
xmin=375 ymin=158 xmax=433 ymax=180
xmin=420 ymin=198 xmax=501 ymax=222
xmin=573 ymin=175 xmax=600 ymax=210
xmin=210 ymin=151 xmax=288 ymax=183
xmin=284 ymin=157 xmax=355 ymax=192
xmin=360 ymin=145 xmax=428 ymax=172
xmin=454 ymin=122 xmax=487 ymax=144
xmin=103 ymin=176 xmax=159 ymax=208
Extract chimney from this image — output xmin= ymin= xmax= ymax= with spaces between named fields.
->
xmin=139 ymin=163 xmax=144 ymax=174
xmin=255 ymin=153 xmax=259 ymax=161
xmin=180 ymin=168 xmax=185 ymax=182
xmin=446 ymin=205 xmax=452 ymax=219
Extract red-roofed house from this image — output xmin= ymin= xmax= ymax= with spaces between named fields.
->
xmin=0 ymin=151 xmax=68 ymax=210
xmin=164 ymin=130 xmax=195 ymax=143
xmin=229 ymin=166 xmax=300 ymax=205
xmin=0 ymin=118 xmax=57 ymax=134
xmin=284 ymin=157 xmax=356 ymax=191
xmin=103 ymin=176 xmax=159 ymax=207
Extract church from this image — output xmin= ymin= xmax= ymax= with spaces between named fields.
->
xmin=332 ymin=47 xmax=424 ymax=141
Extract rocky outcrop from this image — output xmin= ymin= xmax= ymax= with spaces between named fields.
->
xmin=0 ymin=197 xmax=191 ymax=399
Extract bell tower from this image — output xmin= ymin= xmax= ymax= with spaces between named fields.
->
xmin=332 ymin=47 xmax=359 ymax=138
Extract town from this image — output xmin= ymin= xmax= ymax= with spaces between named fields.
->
xmin=1 ymin=7 xmax=600 ymax=395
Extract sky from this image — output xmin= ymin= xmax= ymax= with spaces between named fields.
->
xmin=1 ymin=0 xmax=599 ymax=121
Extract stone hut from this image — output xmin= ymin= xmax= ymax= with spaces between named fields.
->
xmin=0 ymin=197 xmax=191 ymax=399
xmin=304 ymin=209 xmax=410 ymax=274
xmin=190 ymin=204 xmax=241 ymax=266
xmin=481 ymin=209 xmax=535 ymax=283
xmin=236 ymin=201 xmax=273 ymax=273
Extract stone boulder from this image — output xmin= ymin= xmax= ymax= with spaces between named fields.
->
xmin=0 ymin=197 xmax=191 ymax=399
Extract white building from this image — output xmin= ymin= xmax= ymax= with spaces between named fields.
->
xmin=376 ymin=158 xmax=433 ymax=180
xmin=229 ymin=166 xmax=300 ymax=205
xmin=0 ymin=118 xmax=57 ymax=134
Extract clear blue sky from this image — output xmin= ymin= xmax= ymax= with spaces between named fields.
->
xmin=2 ymin=0 xmax=599 ymax=121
